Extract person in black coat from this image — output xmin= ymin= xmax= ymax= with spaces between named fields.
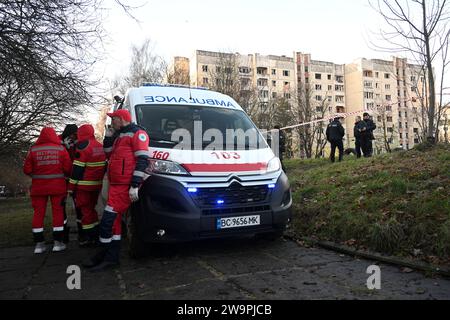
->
xmin=361 ymin=112 xmax=376 ymax=157
xmin=353 ymin=116 xmax=367 ymax=158
xmin=326 ymin=117 xmax=345 ymax=162
xmin=274 ymin=125 xmax=287 ymax=172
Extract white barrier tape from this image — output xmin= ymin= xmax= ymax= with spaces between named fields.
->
xmin=281 ymin=110 xmax=363 ymax=131
xmin=281 ymin=97 xmax=417 ymax=131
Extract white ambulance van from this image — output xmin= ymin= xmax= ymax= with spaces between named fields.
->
xmin=114 ymin=84 xmax=292 ymax=257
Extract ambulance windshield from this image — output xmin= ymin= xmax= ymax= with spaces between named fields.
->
xmin=135 ymin=105 xmax=268 ymax=150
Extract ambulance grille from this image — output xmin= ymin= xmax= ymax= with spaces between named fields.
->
xmin=191 ymin=184 xmax=270 ymax=207
xmin=202 ymin=205 xmax=271 ymax=216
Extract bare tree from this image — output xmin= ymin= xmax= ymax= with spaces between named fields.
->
xmin=290 ymin=83 xmax=330 ymax=158
xmin=125 ymin=39 xmax=168 ymax=88
xmin=206 ymin=52 xmax=268 ymax=126
xmin=273 ymin=98 xmax=294 ymax=128
xmin=442 ymin=110 xmax=450 ymax=142
xmin=436 ymin=33 xmax=450 ymax=141
xmin=166 ymin=60 xmax=191 ymax=86
xmin=205 ymin=52 xmax=294 ymax=134
xmin=313 ymin=98 xmax=331 ymax=159
xmin=411 ymin=68 xmax=431 ymax=142
xmin=374 ymin=102 xmax=399 ymax=152
xmin=0 ymin=0 xmax=110 ymax=155
xmin=208 ymin=52 xmax=242 ymax=98
xmin=370 ymin=0 xmax=450 ymax=142
xmin=110 ymin=38 xmax=169 ymax=98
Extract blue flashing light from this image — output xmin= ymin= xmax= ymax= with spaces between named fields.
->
xmin=187 ymin=188 xmax=198 ymax=193
xmin=216 ymin=200 xmax=225 ymax=205
xmin=268 ymin=184 xmax=276 ymax=189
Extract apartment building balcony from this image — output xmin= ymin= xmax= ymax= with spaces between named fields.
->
xmin=256 ymin=67 xmax=269 ymax=76
xmin=239 ymin=67 xmax=252 ymax=75
xmin=335 ymin=75 xmax=344 ymax=83
xmin=257 ymin=79 xmax=269 ymax=88
xmin=363 ymin=70 xmax=373 ymax=78
xmin=240 ymin=85 xmax=253 ymax=92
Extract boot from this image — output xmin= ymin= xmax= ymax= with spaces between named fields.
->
xmin=34 ymin=242 xmax=47 ymax=254
xmin=77 ymin=222 xmax=83 ymax=242
xmin=88 ymin=240 xmax=120 ymax=272
xmin=78 ymin=230 xmax=90 ymax=247
xmin=63 ymin=225 xmax=70 ymax=244
xmin=88 ymin=260 xmax=119 ymax=273
xmin=105 ymin=240 xmax=121 ymax=263
xmin=82 ymin=243 xmax=108 ymax=268
xmin=87 ymin=225 xmax=100 ymax=247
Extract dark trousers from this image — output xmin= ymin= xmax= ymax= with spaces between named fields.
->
xmin=279 ymin=151 xmax=287 ymax=172
xmin=330 ymin=140 xmax=344 ymax=162
xmin=355 ymin=139 xmax=362 ymax=158
xmin=361 ymin=137 xmax=373 ymax=157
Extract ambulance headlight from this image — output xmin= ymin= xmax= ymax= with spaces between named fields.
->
xmin=266 ymin=157 xmax=281 ymax=173
xmin=147 ymin=159 xmax=189 ymax=176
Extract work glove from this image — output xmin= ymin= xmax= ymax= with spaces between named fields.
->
xmin=129 ymin=186 xmax=139 ymax=202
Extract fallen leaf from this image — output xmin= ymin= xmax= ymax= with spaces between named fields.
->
xmin=401 ymin=267 xmax=414 ymax=273
xmin=344 ymin=239 xmax=357 ymax=246
xmin=357 ymin=196 xmax=365 ymax=205
xmin=261 ymin=288 xmax=276 ymax=294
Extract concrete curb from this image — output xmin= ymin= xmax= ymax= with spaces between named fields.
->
xmin=284 ymin=233 xmax=450 ymax=279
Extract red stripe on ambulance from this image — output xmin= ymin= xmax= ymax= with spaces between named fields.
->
xmin=182 ymin=163 xmax=267 ymax=172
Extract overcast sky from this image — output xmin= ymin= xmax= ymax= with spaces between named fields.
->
xmin=100 ymin=0 xmax=388 ymax=77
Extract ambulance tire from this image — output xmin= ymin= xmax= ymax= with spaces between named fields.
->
xmin=126 ymin=212 xmax=148 ymax=259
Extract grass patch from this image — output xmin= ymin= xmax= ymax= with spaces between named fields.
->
xmin=0 ymin=198 xmax=54 ymax=248
xmin=288 ymin=143 xmax=450 ymax=263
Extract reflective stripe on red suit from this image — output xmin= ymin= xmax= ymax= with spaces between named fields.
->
xmin=68 ymin=124 xmax=106 ymax=231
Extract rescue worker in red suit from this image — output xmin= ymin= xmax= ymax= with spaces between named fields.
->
xmin=68 ymin=124 xmax=106 ymax=247
xmin=59 ymin=124 xmax=78 ymax=243
xmin=84 ymin=109 xmax=149 ymax=271
xmin=23 ymin=127 xmax=72 ymax=254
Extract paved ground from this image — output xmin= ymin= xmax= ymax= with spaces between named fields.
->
xmin=1 ymin=236 xmax=450 ymax=300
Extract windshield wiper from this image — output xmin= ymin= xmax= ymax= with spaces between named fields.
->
xmin=149 ymin=135 xmax=178 ymax=145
